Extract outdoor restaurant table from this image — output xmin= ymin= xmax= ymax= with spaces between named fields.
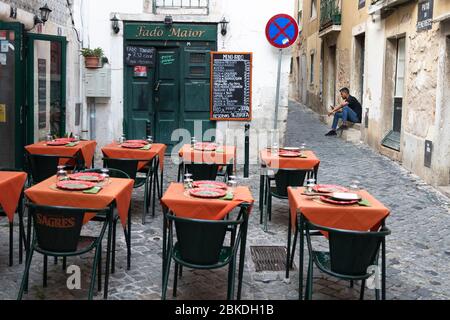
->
xmin=25 ymin=140 xmax=97 ymax=169
xmin=287 ymin=186 xmax=390 ymax=299
xmin=25 ymin=176 xmax=134 ymax=299
xmin=0 ymin=171 xmax=27 ymax=222
xmin=102 ymin=142 xmax=167 ymax=196
xmin=161 ymin=183 xmax=254 ymax=299
xmin=178 ymin=144 xmax=237 ymax=179
xmin=259 ymin=149 xmax=321 ymax=216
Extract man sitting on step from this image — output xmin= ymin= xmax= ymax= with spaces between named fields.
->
xmin=325 ymin=87 xmax=362 ymax=136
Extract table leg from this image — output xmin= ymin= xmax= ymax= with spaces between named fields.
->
xmin=103 ymin=205 xmax=113 ymax=299
xmin=162 ymin=206 xmax=168 ymax=286
xmin=259 ymin=170 xmax=265 ymax=222
xmin=237 ymin=211 xmax=249 ymax=300
xmin=299 ymin=213 xmax=304 ymax=300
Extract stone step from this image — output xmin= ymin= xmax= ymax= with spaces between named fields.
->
xmin=438 ymin=186 xmax=450 ymax=199
xmin=322 ymin=115 xmax=362 ymax=144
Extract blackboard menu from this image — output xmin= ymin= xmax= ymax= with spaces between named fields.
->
xmin=210 ymin=52 xmax=252 ymax=121
xmin=417 ymin=0 xmax=434 ymax=31
xmin=125 ymin=46 xmax=155 ymax=66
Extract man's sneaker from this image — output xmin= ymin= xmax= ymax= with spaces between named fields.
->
xmin=325 ymin=130 xmax=337 ymax=136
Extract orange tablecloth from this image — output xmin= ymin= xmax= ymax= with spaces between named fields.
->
xmin=179 ymin=144 xmax=236 ymax=165
xmin=161 ymin=183 xmax=254 ymax=220
xmin=0 ymin=172 xmax=27 ymax=222
xmin=25 ymin=176 xmax=134 ymax=227
xmin=25 ymin=141 xmax=97 ymax=168
xmin=260 ymin=149 xmax=320 ymax=170
xmin=102 ymin=143 xmax=167 ymax=170
xmin=288 ymin=187 xmax=390 ymax=232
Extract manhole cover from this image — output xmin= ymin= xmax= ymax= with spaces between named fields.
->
xmin=250 ymin=246 xmax=295 ymax=272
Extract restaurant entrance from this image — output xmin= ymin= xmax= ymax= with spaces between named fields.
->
xmin=123 ymin=23 xmax=217 ymax=153
xmin=0 ymin=22 xmax=66 ymax=169
xmin=0 ymin=22 xmax=25 ymax=168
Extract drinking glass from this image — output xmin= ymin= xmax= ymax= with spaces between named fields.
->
xmin=46 ymin=132 xmax=53 ymax=142
xmin=147 ymin=135 xmax=153 ymax=144
xmin=118 ymin=134 xmax=126 ymax=144
xmin=101 ymin=168 xmax=110 ymax=185
xmin=306 ymin=178 xmax=316 ymax=193
xmin=184 ymin=173 xmax=193 ymax=181
xmin=272 ymin=142 xmax=279 ymax=156
xmin=227 ymin=180 xmax=237 ymax=194
xmin=184 ymin=178 xmax=193 ymax=190
xmin=56 ymin=169 xmax=68 ymax=182
xmin=191 ymin=137 xmax=197 ymax=148
xmin=349 ymin=180 xmax=360 ymax=191
xmin=300 ymin=143 xmax=306 ymax=153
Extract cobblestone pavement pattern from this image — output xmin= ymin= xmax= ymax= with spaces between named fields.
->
xmin=1 ymin=101 xmax=449 ymax=300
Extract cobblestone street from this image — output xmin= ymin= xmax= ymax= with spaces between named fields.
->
xmin=1 ymin=101 xmax=450 ymax=300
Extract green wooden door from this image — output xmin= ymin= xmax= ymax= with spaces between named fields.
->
xmin=155 ymin=48 xmax=180 ymax=152
xmin=124 ymin=59 xmax=155 ymax=140
xmin=181 ymin=45 xmax=216 ymax=141
xmin=0 ymin=22 xmax=25 ymax=169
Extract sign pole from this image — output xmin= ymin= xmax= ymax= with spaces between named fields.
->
xmin=274 ymin=49 xmax=283 ymax=130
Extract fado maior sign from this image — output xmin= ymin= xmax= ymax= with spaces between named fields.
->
xmin=125 ymin=23 xmax=217 ymax=42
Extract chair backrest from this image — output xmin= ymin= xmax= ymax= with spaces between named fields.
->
xmin=167 ymin=213 xmax=243 ymax=266
xmin=102 ymin=158 xmax=139 ymax=180
xmin=305 ymin=220 xmax=391 ymax=277
xmin=184 ymin=163 xmax=219 ymax=181
xmin=27 ymin=204 xmax=106 ymax=253
xmin=26 ymin=153 xmax=76 ymax=184
xmin=82 ymin=168 xmax=130 ymax=179
xmin=274 ymin=169 xmax=307 ymax=197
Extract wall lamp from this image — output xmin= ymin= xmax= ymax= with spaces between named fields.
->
xmin=220 ymin=17 xmax=229 ymax=36
xmin=111 ymin=14 xmax=120 ymax=34
xmin=38 ymin=3 xmax=52 ymax=25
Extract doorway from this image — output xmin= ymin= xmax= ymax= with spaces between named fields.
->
xmin=124 ymin=41 xmax=216 ymax=153
xmin=0 ymin=22 xmax=25 ymax=168
xmin=327 ymin=45 xmax=337 ymax=108
xmin=354 ymin=33 xmax=366 ymax=104
xmin=393 ymin=37 xmax=406 ymax=133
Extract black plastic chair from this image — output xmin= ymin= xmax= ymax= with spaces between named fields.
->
xmin=82 ymin=168 xmax=132 ymax=272
xmin=303 ymin=220 xmax=391 ymax=300
xmin=0 ymin=168 xmax=27 ymax=266
xmin=183 ymin=163 xmax=222 ymax=181
xmin=26 ymin=152 xmax=82 ymax=185
xmin=262 ymin=168 xmax=308 ymax=228
xmin=162 ymin=211 xmax=245 ymax=300
xmin=18 ymin=203 xmax=109 ymax=300
xmin=102 ymin=157 xmax=155 ymax=224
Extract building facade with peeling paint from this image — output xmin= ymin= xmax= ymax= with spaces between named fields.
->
xmin=292 ymin=0 xmax=450 ymax=194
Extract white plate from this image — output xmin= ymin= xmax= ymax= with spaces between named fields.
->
xmin=331 ymin=192 xmax=361 ymax=201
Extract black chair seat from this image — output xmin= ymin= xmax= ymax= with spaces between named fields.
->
xmin=173 ymin=243 xmax=233 ymax=269
xmin=35 ymin=236 xmax=97 ymax=256
xmin=134 ymin=176 xmax=147 ymax=188
xmin=312 ymin=251 xmax=331 ymax=272
xmin=269 ymin=186 xmax=288 ymax=199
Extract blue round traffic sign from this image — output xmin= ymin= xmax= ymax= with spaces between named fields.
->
xmin=265 ymin=14 xmax=299 ymax=49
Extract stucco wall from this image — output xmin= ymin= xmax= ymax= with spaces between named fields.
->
xmin=81 ymin=0 xmax=294 ymax=164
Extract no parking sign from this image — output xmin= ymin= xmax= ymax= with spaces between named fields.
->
xmin=265 ymin=14 xmax=299 ymax=48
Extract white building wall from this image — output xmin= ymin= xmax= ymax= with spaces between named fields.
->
xmin=79 ymin=0 xmax=294 ymax=164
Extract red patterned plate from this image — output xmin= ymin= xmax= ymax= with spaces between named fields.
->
xmin=55 ymin=137 xmax=76 ymax=143
xmin=124 ymin=140 xmax=149 ymax=145
xmin=47 ymin=140 xmax=69 ymax=146
xmin=56 ymin=180 xmax=96 ymax=191
xmin=121 ymin=142 xmax=146 ymax=149
xmin=189 ymin=188 xmax=227 ymax=199
xmin=192 ymin=180 xmax=228 ymax=190
xmin=313 ymin=184 xmax=349 ymax=193
xmin=320 ymin=196 xmax=358 ymax=205
xmin=194 ymin=142 xmax=218 ymax=151
xmin=279 ymin=150 xmax=301 ymax=157
xmin=69 ymin=172 xmax=105 ymax=182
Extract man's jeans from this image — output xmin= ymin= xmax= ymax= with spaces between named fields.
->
xmin=332 ymin=106 xmax=360 ymax=130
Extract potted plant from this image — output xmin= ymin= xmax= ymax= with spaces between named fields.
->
xmin=80 ymin=47 xmax=104 ymax=68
